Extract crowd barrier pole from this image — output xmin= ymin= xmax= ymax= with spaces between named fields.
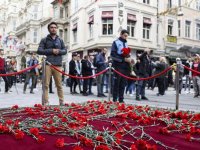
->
xmin=175 ymin=61 xmax=181 ymax=110
xmin=108 ymin=63 xmax=112 ymax=101
xmin=41 ymin=57 xmax=46 ymax=105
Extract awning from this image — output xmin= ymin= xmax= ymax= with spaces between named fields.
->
xmin=88 ymin=15 xmax=94 ymax=24
xmin=143 ymin=17 xmax=152 ymax=24
xmin=102 ymin=11 xmax=113 ymax=19
xmin=72 ymin=23 xmax=77 ymax=31
xmin=127 ymin=14 xmax=137 ymax=21
xmin=169 ymin=51 xmax=187 ymax=59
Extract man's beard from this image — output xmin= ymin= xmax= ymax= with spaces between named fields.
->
xmin=50 ymin=32 xmax=56 ymax=36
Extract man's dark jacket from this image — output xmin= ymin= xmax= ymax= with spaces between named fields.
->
xmin=37 ymin=34 xmax=67 ymax=66
xmin=81 ymin=59 xmax=92 ymax=76
xmin=111 ymin=37 xmax=129 ymax=73
xmin=69 ymin=60 xmax=77 ymax=75
xmin=135 ymin=52 xmax=151 ymax=77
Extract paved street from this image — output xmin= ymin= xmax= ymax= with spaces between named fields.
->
xmin=0 ymin=82 xmax=200 ymax=112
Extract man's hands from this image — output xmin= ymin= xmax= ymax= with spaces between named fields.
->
xmin=125 ymin=57 xmax=134 ymax=64
xmin=53 ymin=49 xmax=59 ymax=55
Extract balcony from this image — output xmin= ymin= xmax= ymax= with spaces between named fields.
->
xmin=16 ymin=22 xmax=27 ymax=36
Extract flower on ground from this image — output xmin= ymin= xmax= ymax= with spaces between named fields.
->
xmin=30 ymin=128 xmax=39 ymax=136
xmin=55 ymin=138 xmax=65 ymax=148
xmin=15 ymin=130 xmax=24 ymax=140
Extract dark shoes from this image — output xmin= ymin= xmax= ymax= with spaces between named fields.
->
xmin=97 ymin=94 xmax=107 ymax=97
xmin=49 ymin=91 xmax=54 ymax=94
xmin=30 ymin=91 xmax=34 ymax=94
xmin=194 ymin=95 xmax=199 ymax=98
xmin=136 ymin=96 xmax=141 ymax=101
xmin=82 ymin=93 xmax=88 ymax=96
xmin=141 ymin=96 xmax=149 ymax=100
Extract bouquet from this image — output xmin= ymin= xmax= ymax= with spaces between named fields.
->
xmin=122 ymin=47 xmax=131 ymax=57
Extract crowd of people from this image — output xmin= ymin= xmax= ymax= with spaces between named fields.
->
xmin=0 ymin=22 xmax=200 ymax=105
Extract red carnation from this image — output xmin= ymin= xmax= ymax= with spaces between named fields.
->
xmin=11 ymin=105 xmax=19 ymax=110
xmin=95 ymin=145 xmax=111 ymax=150
xmin=15 ymin=130 xmax=24 ymax=140
xmin=122 ymin=47 xmax=131 ymax=57
xmin=84 ymin=138 xmax=93 ymax=147
xmin=55 ymin=138 xmax=65 ymax=148
xmin=48 ymin=126 xmax=57 ymax=134
xmin=37 ymin=135 xmax=45 ymax=143
xmin=73 ymin=146 xmax=83 ymax=150
xmin=96 ymin=136 xmax=104 ymax=142
xmin=130 ymin=144 xmax=137 ymax=150
xmin=30 ymin=128 xmax=39 ymax=136
xmin=6 ymin=119 xmax=13 ymax=125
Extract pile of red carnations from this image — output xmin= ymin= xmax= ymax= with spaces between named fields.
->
xmin=0 ymin=101 xmax=200 ymax=150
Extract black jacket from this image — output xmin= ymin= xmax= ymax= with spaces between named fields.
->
xmin=154 ymin=62 xmax=167 ymax=78
xmin=111 ymin=37 xmax=129 ymax=73
xmin=184 ymin=62 xmax=190 ymax=76
xmin=37 ymin=34 xmax=67 ymax=66
xmin=69 ymin=60 xmax=77 ymax=75
xmin=135 ymin=52 xmax=151 ymax=77
xmin=81 ymin=59 xmax=92 ymax=76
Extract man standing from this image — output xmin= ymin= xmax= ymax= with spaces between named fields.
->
xmin=135 ymin=48 xmax=152 ymax=101
xmin=81 ymin=55 xmax=92 ymax=96
xmin=23 ymin=53 xmax=39 ymax=94
xmin=88 ymin=55 xmax=96 ymax=95
xmin=0 ymin=50 xmax=10 ymax=93
xmin=76 ymin=54 xmax=83 ymax=94
xmin=37 ymin=22 xmax=67 ymax=106
xmin=111 ymin=30 xmax=131 ymax=103
xmin=95 ymin=48 xmax=107 ymax=97
xmin=69 ymin=53 xmax=78 ymax=94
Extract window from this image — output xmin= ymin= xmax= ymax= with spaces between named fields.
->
xmin=33 ymin=5 xmax=38 ymax=20
xmin=185 ymin=21 xmax=191 ymax=38
xmin=196 ymin=0 xmax=200 ymax=10
xmin=64 ymin=29 xmax=68 ymax=43
xmin=168 ymin=0 xmax=172 ymax=8
xmin=13 ymin=20 xmax=16 ymax=31
xmin=168 ymin=19 xmax=173 ymax=35
xmin=196 ymin=23 xmax=200 ymax=40
xmin=102 ymin=19 xmax=113 ymax=35
xmin=33 ymin=29 xmax=37 ymax=43
xmin=65 ymin=6 xmax=68 ymax=18
xmin=54 ymin=6 xmax=59 ymax=19
xmin=178 ymin=20 xmax=181 ymax=37
xmin=127 ymin=21 xmax=136 ymax=37
xmin=178 ymin=0 xmax=181 ymax=6
xmin=60 ymin=7 xmax=64 ymax=19
xmin=75 ymin=0 xmax=78 ymax=11
xmin=143 ymin=24 xmax=151 ymax=39
xmin=72 ymin=24 xmax=77 ymax=43
xmin=89 ymin=24 xmax=94 ymax=38
xmin=143 ymin=0 xmax=150 ymax=4
xmin=59 ymin=29 xmax=63 ymax=39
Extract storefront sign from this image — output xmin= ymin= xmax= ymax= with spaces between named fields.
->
xmin=118 ymin=1 xmax=124 ymax=32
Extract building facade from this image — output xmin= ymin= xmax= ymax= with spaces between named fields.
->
xmin=69 ymin=0 xmax=158 ymax=59
xmin=158 ymin=0 xmax=200 ymax=62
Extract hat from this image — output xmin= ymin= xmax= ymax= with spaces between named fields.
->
xmin=176 ymin=58 xmax=181 ymax=61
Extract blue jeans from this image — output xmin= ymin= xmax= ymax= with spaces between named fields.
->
xmin=126 ymin=81 xmax=135 ymax=94
xmin=136 ymin=80 xmax=147 ymax=97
